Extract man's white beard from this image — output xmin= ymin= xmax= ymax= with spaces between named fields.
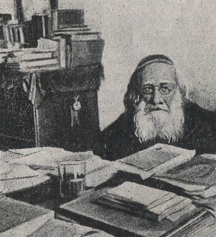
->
xmin=134 ymin=90 xmax=185 ymax=143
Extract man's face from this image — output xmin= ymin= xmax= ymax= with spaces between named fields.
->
xmin=134 ymin=62 xmax=184 ymax=143
xmin=139 ymin=63 xmax=178 ymax=112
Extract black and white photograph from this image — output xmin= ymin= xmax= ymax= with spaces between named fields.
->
xmin=1 ymin=0 xmax=216 ymax=236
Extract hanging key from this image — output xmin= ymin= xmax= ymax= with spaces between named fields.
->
xmin=70 ymin=95 xmax=81 ymax=127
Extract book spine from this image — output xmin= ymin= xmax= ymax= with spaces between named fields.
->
xmin=20 ymin=64 xmax=60 ymax=73
xmin=51 ymin=10 xmax=58 ymax=32
xmin=66 ymin=42 xmax=72 ymax=68
xmin=20 ymin=58 xmax=58 ymax=68
xmin=59 ymin=37 xmax=66 ymax=68
xmin=32 ymin=15 xmax=49 ymax=47
xmin=71 ymin=34 xmax=100 ymax=41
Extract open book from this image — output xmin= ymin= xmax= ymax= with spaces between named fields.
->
xmin=152 ymin=154 xmax=216 ymax=198
xmin=114 ymin=144 xmax=195 ymax=180
xmin=96 ymin=181 xmax=199 ymax=222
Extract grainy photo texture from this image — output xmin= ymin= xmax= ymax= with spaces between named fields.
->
xmin=1 ymin=1 xmax=216 ymax=236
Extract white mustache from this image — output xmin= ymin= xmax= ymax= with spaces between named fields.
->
xmin=143 ymin=104 xmax=169 ymax=114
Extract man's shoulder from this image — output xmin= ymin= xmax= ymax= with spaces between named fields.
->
xmin=184 ymin=100 xmax=216 ymax=119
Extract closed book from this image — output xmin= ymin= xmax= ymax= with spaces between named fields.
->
xmin=8 ymin=24 xmax=26 ymax=44
xmin=51 ymin=9 xmax=85 ymax=31
xmin=0 ymin=14 xmax=12 ymax=24
xmin=8 ymin=58 xmax=58 ymax=69
xmin=52 ymin=26 xmax=91 ymax=34
xmin=9 ymin=51 xmax=54 ymax=62
xmin=31 ymin=14 xmax=49 ymax=47
xmin=19 ymin=63 xmax=60 ymax=73
xmin=115 ymin=143 xmax=196 ymax=180
xmin=71 ymin=39 xmax=105 ymax=67
xmin=53 ymin=31 xmax=101 ymax=41
xmin=0 ymin=196 xmax=54 ymax=236
xmin=71 ymin=32 xmax=101 ymax=41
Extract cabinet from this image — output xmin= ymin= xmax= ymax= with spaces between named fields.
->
xmin=0 ymin=64 xmax=103 ymax=151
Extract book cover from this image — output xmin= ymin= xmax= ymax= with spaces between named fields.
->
xmin=114 ymin=144 xmax=195 ymax=180
xmin=51 ymin=9 xmax=85 ymax=31
xmin=153 ymin=154 xmax=216 ymax=197
xmin=0 ymin=196 xmax=54 ymax=236
xmin=71 ymin=39 xmax=105 ymax=67
xmin=6 ymin=58 xmax=58 ymax=69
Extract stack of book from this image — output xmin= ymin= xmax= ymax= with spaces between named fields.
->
xmin=1 ymin=6 xmax=104 ymax=72
xmin=51 ymin=24 xmax=104 ymax=68
xmin=4 ymin=38 xmax=60 ymax=72
xmin=96 ymin=181 xmax=199 ymax=222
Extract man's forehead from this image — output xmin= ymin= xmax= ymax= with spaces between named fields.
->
xmin=140 ymin=63 xmax=176 ymax=85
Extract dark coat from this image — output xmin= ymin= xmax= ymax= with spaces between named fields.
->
xmin=93 ymin=101 xmax=216 ymax=161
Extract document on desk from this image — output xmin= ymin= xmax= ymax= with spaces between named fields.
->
xmin=9 ymin=147 xmax=92 ymax=169
xmin=0 ymin=160 xmax=41 ymax=180
xmin=115 ymin=143 xmax=195 ymax=180
xmin=8 ymin=147 xmax=113 ymax=187
xmin=28 ymin=219 xmax=114 ymax=237
xmin=0 ymin=159 xmax=49 ymax=194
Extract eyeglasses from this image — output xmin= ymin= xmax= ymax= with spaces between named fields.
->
xmin=141 ymin=83 xmax=176 ymax=95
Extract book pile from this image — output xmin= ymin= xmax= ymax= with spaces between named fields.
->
xmin=50 ymin=8 xmax=104 ymax=68
xmin=152 ymin=154 xmax=216 ymax=199
xmin=1 ymin=7 xmax=104 ymax=72
xmin=97 ymin=181 xmax=199 ymax=222
xmin=4 ymin=38 xmax=60 ymax=72
xmin=51 ymin=24 xmax=104 ymax=68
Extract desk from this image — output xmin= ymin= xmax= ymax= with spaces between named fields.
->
xmin=56 ymin=173 xmax=216 ymax=237
xmin=57 ymin=188 xmax=215 ymax=237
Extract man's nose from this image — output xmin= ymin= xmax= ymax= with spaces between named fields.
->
xmin=152 ymin=89 xmax=163 ymax=105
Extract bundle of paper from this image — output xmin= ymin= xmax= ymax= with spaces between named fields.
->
xmin=8 ymin=147 xmax=91 ymax=170
xmin=152 ymin=154 xmax=216 ymax=198
xmin=7 ymin=147 xmax=112 ymax=187
xmin=115 ymin=144 xmax=195 ymax=180
xmin=96 ymin=182 xmax=198 ymax=222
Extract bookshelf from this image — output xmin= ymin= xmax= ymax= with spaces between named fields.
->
xmin=0 ymin=6 xmax=104 ymax=152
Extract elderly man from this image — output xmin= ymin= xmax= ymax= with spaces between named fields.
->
xmin=93 ymin=55 xmax=216 ymax=161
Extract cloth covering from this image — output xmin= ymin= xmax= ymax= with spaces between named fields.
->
xmin=0 ymin=64 xmax=103 ymax=108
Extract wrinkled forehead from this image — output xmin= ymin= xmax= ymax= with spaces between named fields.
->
xmin=140 ymin=63 xmax=177 ymax=86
